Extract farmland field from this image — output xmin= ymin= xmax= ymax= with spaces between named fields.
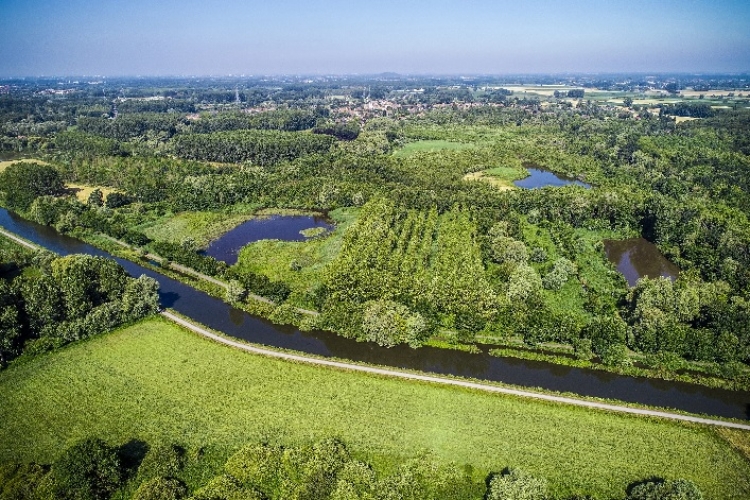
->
xmin=0 ymin=316 xmax=749 ymax=499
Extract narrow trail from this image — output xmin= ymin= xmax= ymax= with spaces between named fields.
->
xmin=161 ymin=310 xmax=750 ymax=431
xmin=3 ymin=228 xmax=750 ymax=429
xmin=0 ymin=227 xmax=39 ymax=250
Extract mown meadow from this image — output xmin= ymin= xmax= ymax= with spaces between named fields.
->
xmin=0 ymin=316 xmax=749 ymax=499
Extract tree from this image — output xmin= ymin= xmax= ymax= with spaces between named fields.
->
xmin=48 ymin=437 xmax=123 ymax=500
xmin=623 ymin=97 xmax=634 ymax=108
xmin=506 ymin=265 xmax=543 ymax=304
xmin=121 ymin=275 xmax=160 ymax=320
xmin=105 ymin=191 xmax=130 ymax=209
xmin=0 ymin=463 xmax=49 ymax=500
xmin=191 ymin=475 xmax=264 ymax=500
xmin=87 ymin=189 xmax=103 ymax=207
xmin=329 ymin=461 xmax=377 ymax=500
xmin=600 ymin=343 xmax=631 ymax=367
xmin=490 ymin=236 xmax=528 ymax=266
xmin=627 ymin=478 xmax=703 ymax=500
xmin=51 ymin=255 xmax=98 ymax=319
xmin=567 ymin=89 xmax=585 ymax=99
xmin=584 ymin=314 xmax=627 ymax=355
xmin=0 ymin=281 xmax=22 ymax=366
xmin=19 ymin=273 xmax=63 ymax=335
xmin=361 ymin=299 xmax=427 ymax=347
xmin=486 ymin=468 xmax=547 ymax=500
xmin=225 ymin=279 xmax=247 ymax=303
xmin=131 ymin=477 xmax=188 ymax=500
xmin=224 ymin=442 xmax=283 ymax=493
xmin=0 ymin=162 xmax=65 ymax=211
xmin=49 ymin=255 xmax=129 ymax=320
xmin=137 ymin=443 xmax=185 ymax=482
xmin=542 ymin=257 xmax=577 ymax=290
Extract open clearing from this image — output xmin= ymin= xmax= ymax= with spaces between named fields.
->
xmin=0 ymin=317 xmax=749 ymax=499
xmin=139 ymin=211 xmax=254 ymax=247
xmin=393 ymin=139 xmax=475 ymax=157
xmin=65 ymin=183 xmax=120 ymax=204
xmin=675 ymin=116 xmax=701 ymax=124
xmin=0 ymin=158 xmax=50 ymax=173
xmin=463 ymin=166 xmax=523 ymax=190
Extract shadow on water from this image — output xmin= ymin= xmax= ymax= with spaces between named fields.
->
xmin=1 ymin=207 xmax=749 ymax=421
xmin=158 ymin=291 xmax=181 ymax=309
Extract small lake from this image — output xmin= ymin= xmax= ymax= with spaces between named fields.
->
xmin=514 ymin=163 xmax=591 ymax=189
xmin=203 ymin=215 xmax=334 ymax=265
xmin=604 ymin=238 xmax=680 ymax=287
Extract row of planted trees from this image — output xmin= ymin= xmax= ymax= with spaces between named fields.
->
xmin=317 ymin=196 xmax=750 ymax=376
xmin=321 ymin=198 xmax=495 ymax=346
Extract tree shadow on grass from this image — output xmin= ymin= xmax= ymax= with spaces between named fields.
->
xmin=118 ymin=438 xmax=149 ymax=481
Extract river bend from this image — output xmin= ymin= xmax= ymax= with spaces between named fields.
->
xmin=1 ymin=208 xmax=748 ymax=421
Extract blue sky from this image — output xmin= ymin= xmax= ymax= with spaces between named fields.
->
xmin=1 ymin=0 xmax=749 ymax=76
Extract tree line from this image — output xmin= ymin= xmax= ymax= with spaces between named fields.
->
xmin=0 ymin=435 xmax=704 ymax=500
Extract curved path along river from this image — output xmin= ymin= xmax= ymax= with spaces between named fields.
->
xmin=163 ymin=310 xmax=750 ymax=430
xmin=2 ymin=207 xmax=750 ymax=422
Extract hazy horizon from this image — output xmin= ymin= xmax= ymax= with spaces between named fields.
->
xmin=2 ymin=0 xmax=749 ymax=78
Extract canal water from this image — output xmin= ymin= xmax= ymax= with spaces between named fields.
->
xmin=1 ymin=208 xmax=747 ymax=420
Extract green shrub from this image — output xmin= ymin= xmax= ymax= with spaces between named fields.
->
xmin=626 ymin=478 xmax=703 ymax=500
xmin=137 ymin=443 xmax=185 ymax=482
xmin=131 ymin=476 xmax=187 ymax=500
xmin=0 ymin=463 xmax=49 ymax=500
xmin=486 ymin=468 xmax=547 ymax=500
xmin=48 ymin=437 xmax=123 ymax=500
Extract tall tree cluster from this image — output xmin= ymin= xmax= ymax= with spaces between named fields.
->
xmin=0 ymin=249 xmax=160 ymax=366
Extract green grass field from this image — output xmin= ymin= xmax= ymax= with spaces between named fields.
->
xmin=233 ymin=208 xmax=358 ymax=307
xmin=139 ymin=211 xmax=254 ymax=247
xmin=1 ymin=317 xmax=749 ymax=499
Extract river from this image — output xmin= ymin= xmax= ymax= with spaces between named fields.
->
xmin=1 ymin=208 xmax=747 ymax=421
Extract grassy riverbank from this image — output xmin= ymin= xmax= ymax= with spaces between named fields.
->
xmin=1 ymin=317 xmax=749 ymax=499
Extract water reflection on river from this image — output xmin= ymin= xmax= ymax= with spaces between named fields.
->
xmin=0 ymin=208 xmax=748 ymax=420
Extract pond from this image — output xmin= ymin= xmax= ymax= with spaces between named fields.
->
xmin=514 ymin=163 xmax=591 ymax=189
xmin=1 ymin=207 xmax=749 ymax=421
xmin=203 ymin=214 xmax=334 ymax=265
xmin=604 ymin=238 xmax=680 ymax=287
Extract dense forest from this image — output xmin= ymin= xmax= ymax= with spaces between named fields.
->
xmin=1 ymin=75 xmax=750 ymax=387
